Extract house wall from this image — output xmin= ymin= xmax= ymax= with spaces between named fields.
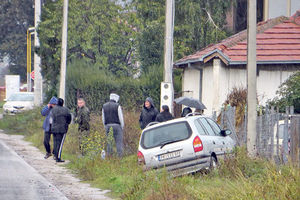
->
xmin=182 ymin=60 xmax=297 ymax=116
xmin=182 ymin=67 xmax=200 ymax=99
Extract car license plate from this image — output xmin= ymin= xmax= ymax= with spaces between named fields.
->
xmin=158 ymin=150 xmax=181 ymax=161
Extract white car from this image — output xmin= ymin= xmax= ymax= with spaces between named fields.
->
xmin=137 ymin=114 xmax=236 ymax=176
xmin=3 ymin=92 xmax=34 ymax=114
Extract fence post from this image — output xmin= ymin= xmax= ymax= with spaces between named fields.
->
xmin=282 ymin=107 xmax=290 ymax=164
xmin=257 ymin=113 xmax=262 ymax=156
xmin=290 ymin=116 xmax=300 ymax=167
xmin=276 ymin=108 xmax=280 ymax=160
xmin=221 ymin=107 xmax=225 ymax=129
xmin=270 ymin=106 xmax=275 ymax=159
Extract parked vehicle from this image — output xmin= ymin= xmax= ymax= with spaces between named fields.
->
xmin=3 ymin=92 xmax=34 ymax=114
xmin=137 ymin=114 xmax=236 ymax=176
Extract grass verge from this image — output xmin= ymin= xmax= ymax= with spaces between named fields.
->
xmin=0 ymin=109 xmax=299 ymax=199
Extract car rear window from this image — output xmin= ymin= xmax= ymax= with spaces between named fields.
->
xmin=141 ymin=122 xmax=192 ymax=149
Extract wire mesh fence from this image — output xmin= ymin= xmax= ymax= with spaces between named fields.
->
xmin=213 ymin=106 xmax=300 ymax=166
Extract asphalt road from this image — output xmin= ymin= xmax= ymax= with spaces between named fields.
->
xmin=0 ymin=139 xmax=68 ymax=200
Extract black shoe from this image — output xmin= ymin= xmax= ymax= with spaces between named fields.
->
xmin=56 ymin=159 xmax=65 ymax=163
xmin=44 ymin=153 xmax=52 ymax=159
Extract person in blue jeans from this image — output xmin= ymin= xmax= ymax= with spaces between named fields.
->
xmin=102 ymin=93 xmax=124 ymax=157
xmin=41 ymin=96 xmax=58 ymax=159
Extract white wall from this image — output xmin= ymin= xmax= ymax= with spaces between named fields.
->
xmin=182 ymin=67 xmax=200 ymax=98
xmin=257 ymin=70 xmax=294 ymax=105
xmin=183 ymin=61 xmax=296 ymax=116
xmin=202 ymin=65 xmax=214 ymax=115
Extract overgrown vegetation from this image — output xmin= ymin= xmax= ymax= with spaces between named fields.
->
xmin=0 ymin=109 xmax=299 ymax=199
xmin=268 ymin=71 xmax=300 ymax=113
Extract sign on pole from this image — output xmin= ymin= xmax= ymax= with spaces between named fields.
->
xmin=30 ymin=71 xmax=35 ymax=80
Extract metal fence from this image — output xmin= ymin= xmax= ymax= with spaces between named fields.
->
xmin=213 ymin=106 xmax=300 ymax=166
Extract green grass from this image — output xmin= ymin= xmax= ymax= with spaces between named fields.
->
xmin=0 ymin=101 xmax=4 ymax=113
xmin=0 ymin=109 xmax=299 ymax=200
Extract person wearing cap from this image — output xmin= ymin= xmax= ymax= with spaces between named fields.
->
xmin=155 ymin=105 xmax=174 ymax=122
xmin=102 ymin=93 xmax=124 ymax=157
xmin=41 ymin=96 xmax=58 ymax=159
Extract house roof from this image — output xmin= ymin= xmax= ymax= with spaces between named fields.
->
xmin=175 ymin=10 xmax=300 ymax=67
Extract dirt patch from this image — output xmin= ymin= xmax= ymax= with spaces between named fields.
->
xmin=0 ymin=130 xmax=112 ymax=200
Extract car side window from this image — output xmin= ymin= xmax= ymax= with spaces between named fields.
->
xmin=198 ymin=118 xmax=215 ymax=136
xmin=194 ymin=119 xmax=207 ymax=135
xmin=206 ymin=118 xmax=221 ymax=136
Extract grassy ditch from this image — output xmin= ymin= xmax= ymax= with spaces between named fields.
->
xmin=0 ymin=109 xmax=299 ymax=199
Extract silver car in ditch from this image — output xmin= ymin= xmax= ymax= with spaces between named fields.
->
xmin=137 ymin=114 xmax=236 ymax=176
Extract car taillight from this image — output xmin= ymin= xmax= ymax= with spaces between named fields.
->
xmin=193 ymin=136 xmax=203 ymax=152
xmin=137 ymin=151 xmax=145 ymax=165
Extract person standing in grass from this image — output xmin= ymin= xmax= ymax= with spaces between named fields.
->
xmin=51 ymin=98 xmax=72 ymax=162
xmin=139 ymin=97 xmax=159 ymax=129
xmin=41 ymin=96 xmax=58 ymax=159
xmin=75 ymin=97 xmax=90 ymax=155
xmin=102 ymin=93 xmax=124 ymax=157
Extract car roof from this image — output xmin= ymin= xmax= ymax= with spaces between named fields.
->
xmin=142 ymin=114 xmax=209 ymax=132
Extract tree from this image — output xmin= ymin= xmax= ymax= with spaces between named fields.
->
xmin=268 ymin=72 xmax=300 ymax=113
xmin=132 ymin=0 xmax=232 ymax=72
xmin=0 ymin=0 xmax=34 ymax=81
xmin=37 ymin=0 xmax=138 ymax=89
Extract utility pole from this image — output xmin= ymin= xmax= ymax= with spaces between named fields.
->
xmin=247 ymin=0 xmax=257 ymax=157
xmin=34 ymin=0 xmax=43 ymax=106
xmin=161 ymin=0 xmax=175 ymax=113
xmin=59 ymin=0 xmax=69 ymax=100
xmin=26 ymin=27 xmax=34 ymax=92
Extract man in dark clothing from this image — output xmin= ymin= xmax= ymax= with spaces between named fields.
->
xmin=41 ymin=96 xmax=58 ymax=159
xmin=139 ymin=97 xmax=159 ymax=129
xmin=156 ymin=105 xmax=173 ymax=122
xmin=102 ymin=93 xmax=124 ymax=157
xmin=181 ymin=107 xmax=192 ymax=117
xmin=51 ymin=98 xmax=71 ymax=162
xmin=75 ymin=98 xmax=90 ymax=155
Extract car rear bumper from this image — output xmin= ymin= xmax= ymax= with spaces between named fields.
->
xmin=147 ymin=155 xmax=211 ymax=176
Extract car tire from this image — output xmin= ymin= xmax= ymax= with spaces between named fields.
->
xmin=209 ymin=155 xmax=218 ymax=170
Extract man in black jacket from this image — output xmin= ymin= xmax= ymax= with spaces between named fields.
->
xmin=51 ymin=98 xmax=71 ymax=162
xmin=156 ymin=105 xmax=173 ymax=122
xmin=139 ymin=97 xmax=159 ymax=129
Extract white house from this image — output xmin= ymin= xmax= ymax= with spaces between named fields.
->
xmin=174 ymin=11 xmax=300 ymax=115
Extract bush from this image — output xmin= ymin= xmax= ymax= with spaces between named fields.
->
xmin=66 ymin=60 xmax=144 ymax=112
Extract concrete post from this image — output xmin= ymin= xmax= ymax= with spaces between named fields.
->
xmin=247 ymin=0 xmax=257 ymax=157
xmin=59 ymin=0 xmax=69 ymax=100
xmin=213 ymin=59 xmax=221 ymax=114
xmin=162 ymin=0 xmax=175 ymax=113
xmin=34 ymin=0 xmax=43 ymax=105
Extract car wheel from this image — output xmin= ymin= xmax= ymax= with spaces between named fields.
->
xmin=209 ymin=155 xmax=218 ymax=170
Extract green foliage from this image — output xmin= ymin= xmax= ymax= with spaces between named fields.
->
xmin=38 ymin=0 xmax=138 ymax=89
xmin=81 ymin=130 xmax=106 ymax=158
xmin=0 ymin=0 xmax=34 ymax=81
xmin=107 ymin=127 xmax=115 ymax=155
xmin=268 ymin=72 xmax=300 ymax=113
xmin=66 ymin=59 xmax=144 ymax=111
xmin=133 ymin=0 xmax=232 ymax=71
